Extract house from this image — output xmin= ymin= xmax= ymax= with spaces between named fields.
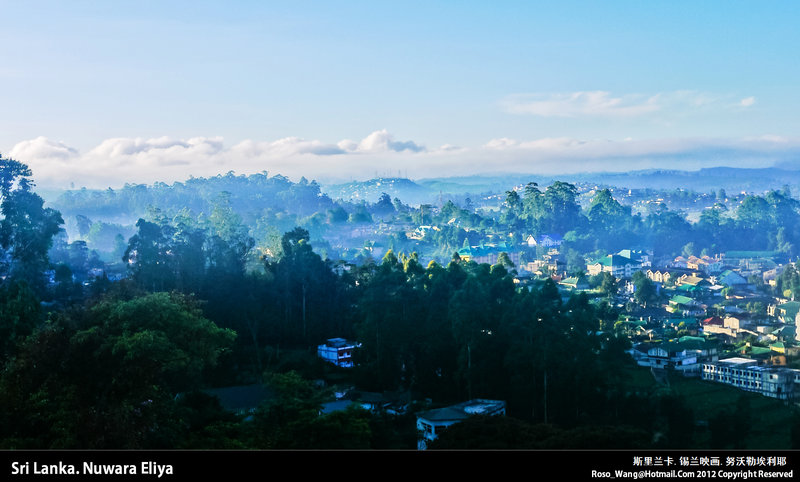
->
xmin=716 ymin=270 xmax=748 ymax=287
xmin=677 ymin=275 xmax=711 ymax=288
xmin=416 ymin=399 xmax=506 ymax=449
xmin=559 ymin=276 xmax=589 ymax=290
xmin=458 ymin=245 xmax=521 ymax=266
xmin=586 ymin=254 xmax=642 ymax=278
xmin=668 ymin=295 xmax=704 ymax=316
xmin=646 ymin=268 xmax=692 ymax=284
xmin=676 ymin=283 xmax=706 ymax=297
xmin=319 ymin=388 xmax=409 ymax=415
xmin=763 ymin=266 xmax=786 ymax=286
xmin=770 ymin=342 xmax=786 ymax=354
xmin=701 ymin=358 xmax=800 ymax=400
xmin=722 ymin=251 xmax=781 ymax=270
xmin=638 ymin=341 xmax=700 ymax=374
xmin=686 ymin=255 xmax=723 ymax=274
xmin=352 ymin=391 xmax=410 ymax=415
xmin=738 ymin=344 xmax=774 ymax=362
xmin=633 ymin=337 xmax=719 ymax=376
xmin=702 ymin=323 xmax=760 ymax=342
xmin=769 ymin=301 xmax=800 ymax=324
xmin=723 ymin=316 xmax=744 ymax=331
xmin=672 ymin=256 xmax=689 ymax=269
xmin=526 ymin=233 xmax=563 ymax=248
xmin=646 ymin=269 xmax=670 ymax=284
xmin=317 ymin=338 xmax=360 ymax=368
xmin=542 ymin=251 xmax=567 ymax=276
xmin=775 ymin=324 xmax=798 ymax=342
xmin=618 ymin=249 xmax=652 ymax=268
xmin=410 ymin=225 xmax=439 ymax=240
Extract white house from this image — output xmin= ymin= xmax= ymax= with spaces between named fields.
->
xmin=317 ymin=338 xmax=360 ymax=368
xmin=586 ymin=254 xmax=642 ymax=278
xmin=415 ymin=399 xmax=506 ymax=449
xmin=618 ymin=249 xmax=652 ymax=268
xmin=633 ymin=338 xmax=719 ymax=376
xmin=526 ymin=233 xmax=563 ymax=248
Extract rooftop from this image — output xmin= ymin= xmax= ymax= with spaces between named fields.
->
xmin=417 ymin=399 xmax=506 ymax=423
xmin=592 ymin=254 xmax=636 ymax=267
xmin=670 ymin=295 xmax=696 ymax=305
xmin=717 ymin=357 xmax=758 ymax=365
xmin=324 ymin=337 xmax=356 ymax=348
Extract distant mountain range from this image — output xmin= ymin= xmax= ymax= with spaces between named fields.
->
xmin=563 ymin=167 xmax=800 ymax=192
xmin=321 ymin=167 xmax=800 ymax=205
xmin=41 ymin=166 xmax=800 ymax=208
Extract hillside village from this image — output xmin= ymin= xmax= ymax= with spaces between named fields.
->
xmin=309 ymin=240 xmax=800 ymax=448
xmin=456 ymin=237 xmax=800 ymax=398
xmin=28 ymin=173 xmax=800 ymax=449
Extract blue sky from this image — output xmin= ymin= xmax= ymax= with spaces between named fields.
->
xmin=2 ymin=1 xmax=800 ymax=188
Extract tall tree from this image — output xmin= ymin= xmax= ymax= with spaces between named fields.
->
xmin=0 ymin=156 xmax=63 ymax=293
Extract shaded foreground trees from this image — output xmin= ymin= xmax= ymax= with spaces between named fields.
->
xmin=0 ymin=291 xmax=235 ymax=448
xmin=352 ymin=250 xmax=632 ymax=428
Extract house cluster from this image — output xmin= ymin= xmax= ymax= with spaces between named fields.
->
xmin=570 ymin=248 xmax=800 ymax=401
xmin=315 ymin=337 xmax=511 ymax=449
xmin=457 ymin=243 xmax=521 ymax=266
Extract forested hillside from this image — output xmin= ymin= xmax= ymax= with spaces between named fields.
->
xmin=3 ymin=155 xmax=800 ymax=449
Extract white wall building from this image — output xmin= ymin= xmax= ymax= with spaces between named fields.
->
xmin=701 ymin=358 xmax=800 ymax=400
xmin=317 ymin=338 xmax=360 ymax=368
xmin=587 ymin=254 xmax=642 ymax=278
xmin=415 ymin=399 xmax=506 ymax=449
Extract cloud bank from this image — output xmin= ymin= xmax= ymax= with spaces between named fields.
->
xmin=501 ymin=90 xmax=751 ymax=118
xmin=7 ymin=131 xmax=800 ymax=189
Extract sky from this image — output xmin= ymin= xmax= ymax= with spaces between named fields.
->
xmin=2 ymin=0 xmax=800 ymax=188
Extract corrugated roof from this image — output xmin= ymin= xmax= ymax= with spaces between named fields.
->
xmin=417 ymin=399 xmax=505 ymax=422
xmin=670 ymin=295 xmax=695 ymax=305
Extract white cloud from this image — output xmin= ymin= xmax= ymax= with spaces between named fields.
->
xmin=8 ymin=131 xmax=427 ymax=188
xmin=477 ymin=135 xmax=800 ymax=173
xmin=501 ymin=90 xmax=749 ymax=119
xmin=81 ymin=136 xmax=227 ymax=170
xmin=354 ymin=129 xmax=425 ymax=153
xmin=9 ymin=132 xmax=800 ymax=189
xmin=231 ymin=137 xmax=345 ymax=157
xmin=502 ymin=91 xmax=662 ymax=118
xmin=9 ymin=136 xmax=78 ymax=161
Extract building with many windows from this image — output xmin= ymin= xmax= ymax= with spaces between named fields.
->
xmin=317 ymin=338 xmax=360 ymax=368
xmin=632 ymin=337 xmax=719 ymax=376
xmin=586 ymin=254 xmax=642 ymax=278
xmin=701 ymin=357 xmax=800 ymax=400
